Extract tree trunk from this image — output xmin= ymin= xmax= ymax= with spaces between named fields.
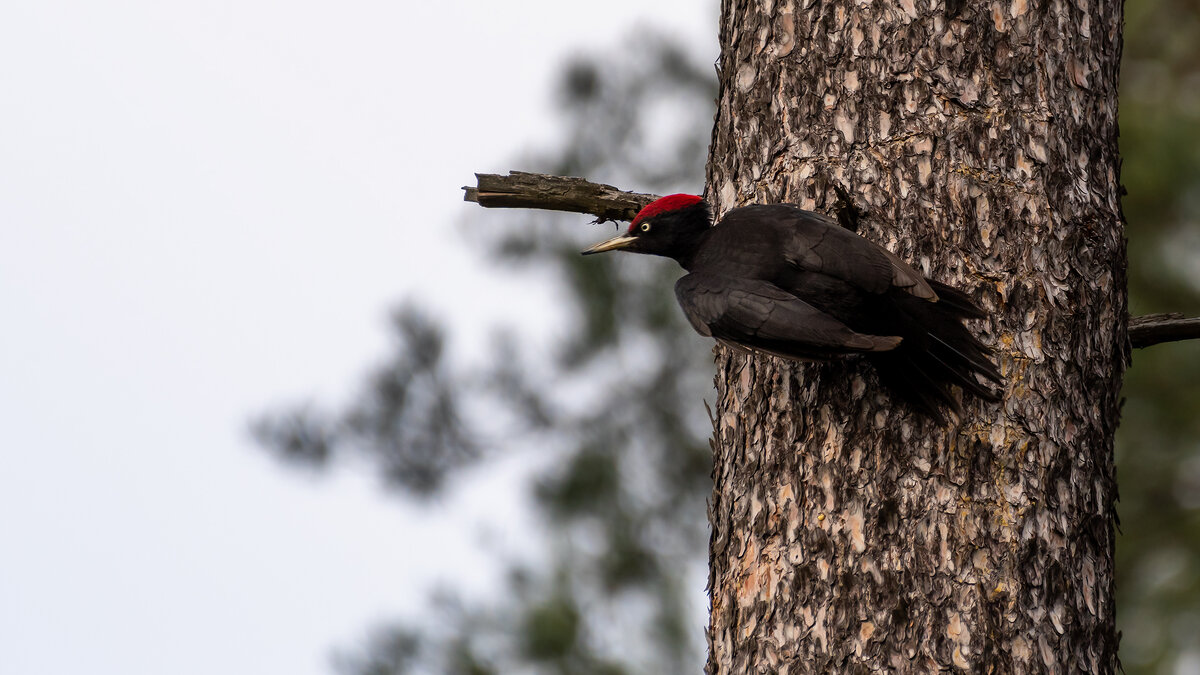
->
xmin=704 ymin=0 xmax=1125 ymax=672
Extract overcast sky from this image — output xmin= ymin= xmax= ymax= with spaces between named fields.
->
xmin=0 ymin=3 xmax=715 ymax=674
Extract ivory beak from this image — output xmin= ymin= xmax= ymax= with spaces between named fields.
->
xmin=581 ymin=234 xmax=638 ymax=255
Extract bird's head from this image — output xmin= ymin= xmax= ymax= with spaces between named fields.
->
xmin=582 ymin=194 xmax=712 ymax=260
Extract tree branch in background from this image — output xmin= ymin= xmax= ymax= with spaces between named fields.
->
xmin=463 ymin=171 xmax=1200 ymax=349
xmin=1129 ymin=313 xmax=1200 ymax=348
xmin=464 ymin=171 xmax=659 ymax=223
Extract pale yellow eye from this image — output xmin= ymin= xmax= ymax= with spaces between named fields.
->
xmin=640 ymin=222 xmax=651 ymax=232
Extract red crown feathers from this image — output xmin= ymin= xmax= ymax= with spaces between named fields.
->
xmin=629 ymin=194 xmax=704 ymax=230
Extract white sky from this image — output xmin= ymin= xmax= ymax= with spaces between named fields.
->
xmin=0 ymin=2 xmax=715 ymax=674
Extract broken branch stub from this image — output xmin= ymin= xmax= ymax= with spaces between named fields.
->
xmin=463 ymin=171 xmax=659 ymax=223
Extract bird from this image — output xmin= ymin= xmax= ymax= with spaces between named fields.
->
xmin=582 ymin=193 xmax=1001 ymax=422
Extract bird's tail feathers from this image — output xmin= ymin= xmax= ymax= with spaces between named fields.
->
xmin=928 ymin=279 xmax=987 ymax=319
xmin=869 ymin=288 xmax=1000 ymax=422
xmin=871 ymin=351 xmax=960 ymax=424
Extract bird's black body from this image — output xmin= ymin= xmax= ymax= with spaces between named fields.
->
xmin=583 ymin=194 xmax=1001 ymax=422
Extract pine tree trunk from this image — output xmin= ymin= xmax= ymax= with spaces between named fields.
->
xmin=704 ymin=1 xmax=1125 ymax=672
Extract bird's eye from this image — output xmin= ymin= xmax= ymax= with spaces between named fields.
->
xmin=640 ymin=223 xmax=651 ymax=232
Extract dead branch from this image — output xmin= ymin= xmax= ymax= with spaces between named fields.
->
xmin=1128 ymin=313 xmax=1200 ymax=349
xmin=464 ymin=171 xmax=659 ymax=223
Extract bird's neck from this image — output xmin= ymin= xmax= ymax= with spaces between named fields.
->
xmin=669 ymin=220 xmax=713 ymax=271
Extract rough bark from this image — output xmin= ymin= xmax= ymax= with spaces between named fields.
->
xmin=704 ymin=0 xmax=1125 ymax=673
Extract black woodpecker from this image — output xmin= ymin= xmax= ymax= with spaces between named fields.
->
xmin=582 ymin=194 xmax=1001 ymax=422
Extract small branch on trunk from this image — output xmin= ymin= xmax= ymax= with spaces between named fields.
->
xmin=1128 ymin=313 xmax=1200 ymax=349
xmin=463 ymin=171 xmax=1200 ymax=349
xmin=464 ymin=171 xmax=659 ymax=223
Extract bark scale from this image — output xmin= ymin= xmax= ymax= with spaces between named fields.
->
xmin=704 ymin=0 xmax=1125 ymax=673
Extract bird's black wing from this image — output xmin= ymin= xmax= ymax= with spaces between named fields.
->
xmin=674 ymin=271 xmax=901 ymax=360
xmin=724 ymin=205 xmax=936 ymax=301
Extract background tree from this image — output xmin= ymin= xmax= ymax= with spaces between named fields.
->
xmin=1116 ymin=0 xmax=1200 ymax=669
xmin=257 ymin=34 xmax=717 ymax=675
xmin=256 ymin=1 xmax=1200 ymax=672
